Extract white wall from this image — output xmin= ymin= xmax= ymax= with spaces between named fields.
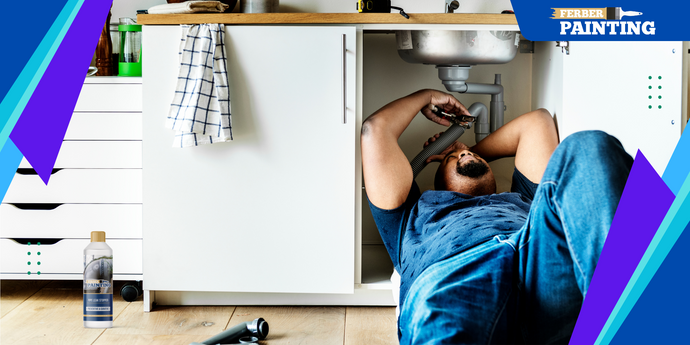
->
xmin=112 ymin=0 xmax=164 ymax=22
xmin=531 ymin=41 xmax=564 ymax=134
xmin=112 ymin=0 xmax=513 ymax=18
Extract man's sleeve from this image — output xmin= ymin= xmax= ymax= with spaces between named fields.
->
xmin=367 ymin=182 xmax=422 ymax=270
xmin=511 ymin=167 xmax=539 ymax=202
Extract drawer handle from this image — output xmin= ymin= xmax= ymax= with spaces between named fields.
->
xmin=16 ymin=168 xmax=62 ymax=175
xmin=9 ymin=203 xmax=63 ymax=210
xmin=10 ymin=238 xmax=63 ymax=245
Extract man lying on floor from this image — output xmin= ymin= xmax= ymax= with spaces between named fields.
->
xmin=361 ymin=89 xmax=633 ymax=344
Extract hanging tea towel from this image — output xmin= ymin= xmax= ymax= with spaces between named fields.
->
xmin=167 ymin=24 xmax=233 ymax=147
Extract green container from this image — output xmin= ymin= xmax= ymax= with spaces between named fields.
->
xmin=118 ymin=61 xmax=141 ymax=77
xmin=118 ymin=24 xmax=142 ymax=77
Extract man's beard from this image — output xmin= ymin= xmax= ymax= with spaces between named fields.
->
xmin=456 ymin=160 xmax=489 ymax=178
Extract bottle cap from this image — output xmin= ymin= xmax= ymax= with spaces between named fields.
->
xmin=91 ymin=231 xmax=106 ymax=242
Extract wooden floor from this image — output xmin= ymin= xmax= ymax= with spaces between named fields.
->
xmin=0 ymin=280 xmax=398 ymax=345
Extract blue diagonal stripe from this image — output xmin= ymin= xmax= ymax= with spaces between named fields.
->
xmin=595 ymin=170 xmax=690 ymax=345
xmin=0 ymin=139 xmax=23 ymax=202
xmin=610 ymin=221 xmax=690 ymax=344
xmin=0 ymin=0 xmax=84 ymax=154
xmin=10 ymin=0 xmax=112 ymax=185
xmin=662 ymin=126 xmax=690 ymax=195
xmin=569 ymin=151 xmax=674 ymax=345
xmin=0 ymin=1 xmax=68 ymax=105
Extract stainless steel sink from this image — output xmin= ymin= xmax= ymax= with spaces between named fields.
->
xmin=396 ymin=30 xmax=519 ymax=65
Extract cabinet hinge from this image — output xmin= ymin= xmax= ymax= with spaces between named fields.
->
xmin=556 ymin=41 xmax=570 ymax=55
xmin=519 ymin=39 xmax=534 ymax=54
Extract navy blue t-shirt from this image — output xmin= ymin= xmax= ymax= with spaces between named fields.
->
xmin=368 ymin=168 xmax=536 ymax=305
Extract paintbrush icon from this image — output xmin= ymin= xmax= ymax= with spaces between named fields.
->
xmin=607 ymin=7 xmax=643 ymax=20
xmin=620 ymin=9 xmax=643 ymax=19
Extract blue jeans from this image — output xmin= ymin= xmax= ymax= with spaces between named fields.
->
xmin=399 ymin=131 xmax=634 ymax=344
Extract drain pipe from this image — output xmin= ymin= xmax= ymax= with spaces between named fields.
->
xmin=436 ymin=66 xmax=505 ymax=133
xmin=464 ymin=75 xmax=504 ymax=133
xmin=470 ymin=102 xmax=489 ymax=142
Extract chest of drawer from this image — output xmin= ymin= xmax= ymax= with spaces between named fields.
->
xmin=65 ymin=113 xmax=142 ymax=140
xmin=75 ymin=82 xmax=142 ymax=112
xmin=0 ymin=204 xmax=142 ymax=238
xmin=18 ymin=141 xmax=142 ymax=169
xmin=0 ymin=238 xmax=142 ymax=275
xmin=3 ymin=169 xmax=142 ymax=204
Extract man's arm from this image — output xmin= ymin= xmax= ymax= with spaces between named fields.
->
xmin=472 ymin=109 xmax=559 ymax=183
xmin=426 ymin=109 xmax=559 ymax=184
xmin=361 ymin=89 xmax=469 ymax=209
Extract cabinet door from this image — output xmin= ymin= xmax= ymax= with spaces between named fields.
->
xmin=559 ymin=42 xmax=682 ymax=175
xmin=142 ymin=26 xmax=356 ymax=294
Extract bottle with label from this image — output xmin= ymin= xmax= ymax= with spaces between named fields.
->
xmin=83 ymin=231 xmax=113 ymax=328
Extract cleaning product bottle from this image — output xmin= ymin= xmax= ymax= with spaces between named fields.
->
xmin=83 ymin=231 xmax=113 ymax=328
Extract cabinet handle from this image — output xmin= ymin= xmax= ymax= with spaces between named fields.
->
xmin=16 ymin=168 xmax=62 ymax=175
xmin=8 ymin=203 xmax=63 ymax=210
xmin=342 ymin=33 xmax=347 ymax=125
xmin=10 ymin=238 xmax=63 ymax=245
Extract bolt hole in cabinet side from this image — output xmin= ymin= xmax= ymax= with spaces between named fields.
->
xmin=142 ymin=26 xmax=357 ymax=307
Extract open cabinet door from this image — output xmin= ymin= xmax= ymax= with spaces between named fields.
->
xmin=560 ymin=41 xmax=682 ymax=175
xmin=143 ymin=25 xmax=356 ymax=294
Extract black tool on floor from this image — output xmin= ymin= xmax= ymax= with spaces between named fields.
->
xmin=190 ymin=318 xmax=269 ymax=345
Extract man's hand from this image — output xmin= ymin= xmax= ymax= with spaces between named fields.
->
xmin=420 ymin=90 xmax=471 ymax=127
xmin=423 ymin=132 xmax=470 ymax=164
xmin=362 ymin=89 xmax=472 ymax=209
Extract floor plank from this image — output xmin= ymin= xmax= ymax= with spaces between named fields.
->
xmin=93 ymin=333 xmax=205 ymax=345
xmin=102 ymin=302 xmax=235 ymax=336
xmin=228 ymin=306 xmax=346 ymax=345
xmin=0 ymin=280 xmax=51 ymax=318
xmin=344 ymin=307 xmax=398 ymax=345
xmin=0 ymin=283 xmax=128 ymax=345
xmin=1 ymin=280 xmax=400 ymax=345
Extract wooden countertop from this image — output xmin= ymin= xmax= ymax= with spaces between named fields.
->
xmin=137 ymin=13 xmax=517 ymax=25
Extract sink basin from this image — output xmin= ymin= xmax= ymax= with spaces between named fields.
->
xmin=396 ymin=30 xmax=519 ymax=65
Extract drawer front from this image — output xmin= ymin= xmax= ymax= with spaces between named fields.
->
xmin=75 ymin=83 xmax=142 ymax=112
xmin=0 ymin=204 xmax=142 ymax=238
xmin=65 ymin=113 xmax=142 ymax=140
xmin=0 ymin=238 xmax=142 ymax=275
xmin=19 ymin=141 xmax=142 ymax=169
xmin=3 ymin=169 xmax=142 ymax=204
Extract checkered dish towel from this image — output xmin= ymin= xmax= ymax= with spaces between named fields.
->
xmin=167 ymin=24 xmax=233 ymax=148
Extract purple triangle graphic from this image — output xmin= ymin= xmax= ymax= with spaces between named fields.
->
xmin=569 ymin=150 xmax=675 ymax=344
xmin=9 ymin=0 xmax=112 ymax=184
xmin=610 ymin=222 xmax=690 ymax=344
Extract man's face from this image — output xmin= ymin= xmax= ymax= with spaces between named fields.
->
xmin=434 ymin=149 xmax=496 ymax=195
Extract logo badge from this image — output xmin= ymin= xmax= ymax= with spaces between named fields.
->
xmin=552 ymin=7 xmax=655 ymax=36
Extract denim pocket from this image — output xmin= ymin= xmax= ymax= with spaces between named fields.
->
xmin=495 ymin=233 xmax=518 ymax=252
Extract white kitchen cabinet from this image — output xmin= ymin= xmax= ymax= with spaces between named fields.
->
xmin=0 ymin=77 xmax=143 ymax=280
xmin=140 ymin=20 xmax=688 ymax=310
xmin=142 ymin=26 xmax=357 ymax=300
xmin=532 ymin=41 xmax=683 ymax=175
